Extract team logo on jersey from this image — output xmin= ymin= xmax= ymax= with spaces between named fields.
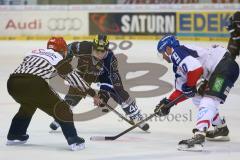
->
xmin=212 ymin=77 xmax=224 ymax=92
xmin=32 ymin=49 xmax=59 ymax=62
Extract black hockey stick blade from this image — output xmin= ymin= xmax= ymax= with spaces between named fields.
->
xmin=90 ymin=136 xmax=117 ymax=141
xmin=90 ymin=113 xmax=156 ymax=141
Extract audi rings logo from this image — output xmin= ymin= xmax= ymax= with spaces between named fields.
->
xmin=47 ymin=18 xmax=83 ymax=31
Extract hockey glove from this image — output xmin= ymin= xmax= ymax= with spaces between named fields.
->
xmin=98 ymin=89 xmax=110 ymax=107
xmin=182 ymin=83 xmax=197 ymax=98
xmin=65 ymin=94 xmax=82 ymax=106
xmin=154 ymin=98 xmax=172 ymax=117
xmin=197 ymin=79 xmax=208 ymax=96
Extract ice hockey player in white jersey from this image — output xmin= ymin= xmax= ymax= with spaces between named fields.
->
xmin=6 ymin=37 xmax=100 ymax=151
xmin=154 ymin=17 xmax=240 ymax=151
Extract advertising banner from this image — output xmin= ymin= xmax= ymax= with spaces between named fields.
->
xmin=0 ymin=11 xmax=88 ymax=37
xmin=0 ymin=5 xmax=237 ymax=41
xmin=89 ymin=12 xmax=176 ymax=35
xmin=176 ymin=11 xmax=234 ymax=38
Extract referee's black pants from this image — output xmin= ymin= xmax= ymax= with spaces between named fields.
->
xmin=7 ymin=74 xmax=78 ymax=140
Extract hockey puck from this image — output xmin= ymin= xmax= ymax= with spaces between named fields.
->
xmin=102 ymin=108 xmax=109 ymax=112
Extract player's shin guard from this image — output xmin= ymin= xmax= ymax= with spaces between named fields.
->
xmin=121 ymin=97 xmax=149 ymax=131
xmin=195 ymin=97 xmax=221 ymax=132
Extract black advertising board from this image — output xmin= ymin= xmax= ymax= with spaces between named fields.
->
xmin=89 ymin=12 xmax=176 ymax=35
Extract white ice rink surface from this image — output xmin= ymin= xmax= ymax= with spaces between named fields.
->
xmin=0 ymin=40 xmax=240 ymax=160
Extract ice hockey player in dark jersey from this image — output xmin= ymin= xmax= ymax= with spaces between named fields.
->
xmin=154 ymin=12 xmax=240 ymax=151
xmin=6 ymin=37 xmax=99 ymax=151
xmin=202 ymin=11 xmax=240 ymax=142
xmin=49 ymin=34 xmax=149 ymax=131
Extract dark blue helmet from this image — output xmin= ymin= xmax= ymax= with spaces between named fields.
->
xmin=226 ymin=11 xmax=240 ymax=41
xmin=157 ymin=35 xmax=180 ymax=54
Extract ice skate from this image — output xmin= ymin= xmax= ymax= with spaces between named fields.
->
xmin=6 ymin=134 xmax=29 ymax=145
xmin=49 ymin=120 xmax=60 ymax=131
xmin=177 ymin=130 xmax=205 ymax=152
xmin=67 ymin=136 xmax=85 ymax=151
xmin=130 ymin=112 xmax=150 ymax=131
xmin=206 ymin=121 xmax=230 ymax=141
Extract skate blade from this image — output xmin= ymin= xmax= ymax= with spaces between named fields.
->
xmin=6 ymin=140 xmax=27 ymax=145
xmin=177 ymin=144 xmax=204 ymax=152
xmin=206 ymin=136 xmax=230 ymax=142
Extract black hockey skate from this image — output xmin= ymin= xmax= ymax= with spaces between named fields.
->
xmin=130 ymin=113 xmax=150 ymax=131
xmin=206 ymin=123 xmax=230 ymax=141
xmin=177 ymin=129 xmax=205 ymax=152
xmin=49 ymin=120 xmax=60 ymax=131
xmin=67 ymin=136 xmax=85 ymax=151
xmin=6 ymin=134 xmax=29 ymax=145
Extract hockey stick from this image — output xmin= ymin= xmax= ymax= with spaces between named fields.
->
xmin=90 ymin=94 xmax=186 ymax=141
xmin=81 ymin=80 xmax=148 ymax=131
xmin=103 ymin=103 xmax=150 ymax=132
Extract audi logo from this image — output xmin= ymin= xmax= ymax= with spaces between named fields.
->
xmin=47 ymin=18 xmax=83 ymax=31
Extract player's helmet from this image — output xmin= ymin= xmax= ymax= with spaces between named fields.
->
xmin=92 ymin=34 xmax=109 ymax=51
xmin=157 ymin=35 xmax=180 ymax=54
xmin=227 ymin=11 xmax=240 ymax=41
xmin=47 ymin=37 xmax=67 ymax=53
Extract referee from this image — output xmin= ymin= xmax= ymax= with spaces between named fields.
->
xmin=6 ymin=37 xmax=98 ymax=151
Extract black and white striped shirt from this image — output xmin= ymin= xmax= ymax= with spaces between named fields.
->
xmin=14 ymin=55 xmax=57 ymax=79
xmin=13 ymin=48 xmax=93 ymax=95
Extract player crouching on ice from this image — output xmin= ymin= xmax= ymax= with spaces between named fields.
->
xmin=154 ymin=12 xmax=240 ymax=151
xmin=49 ymin=34 xmax=149 ymax=131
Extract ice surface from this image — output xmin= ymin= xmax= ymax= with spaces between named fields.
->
xmin=0 ymin=40 xmax=240 ymax=160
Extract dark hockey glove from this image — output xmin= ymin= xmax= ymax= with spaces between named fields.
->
xmin=64 ymin=94 xmax=82 ymax=106
xmin=154 ymin=98 xmax=172 ymax=117
xmin=197 ymin=80 xmax=208 ymax=96
xmin=98 ymin=90 xmax=110 ymax=107
xmin=182 ymin=83 xmax=197 ymax=98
